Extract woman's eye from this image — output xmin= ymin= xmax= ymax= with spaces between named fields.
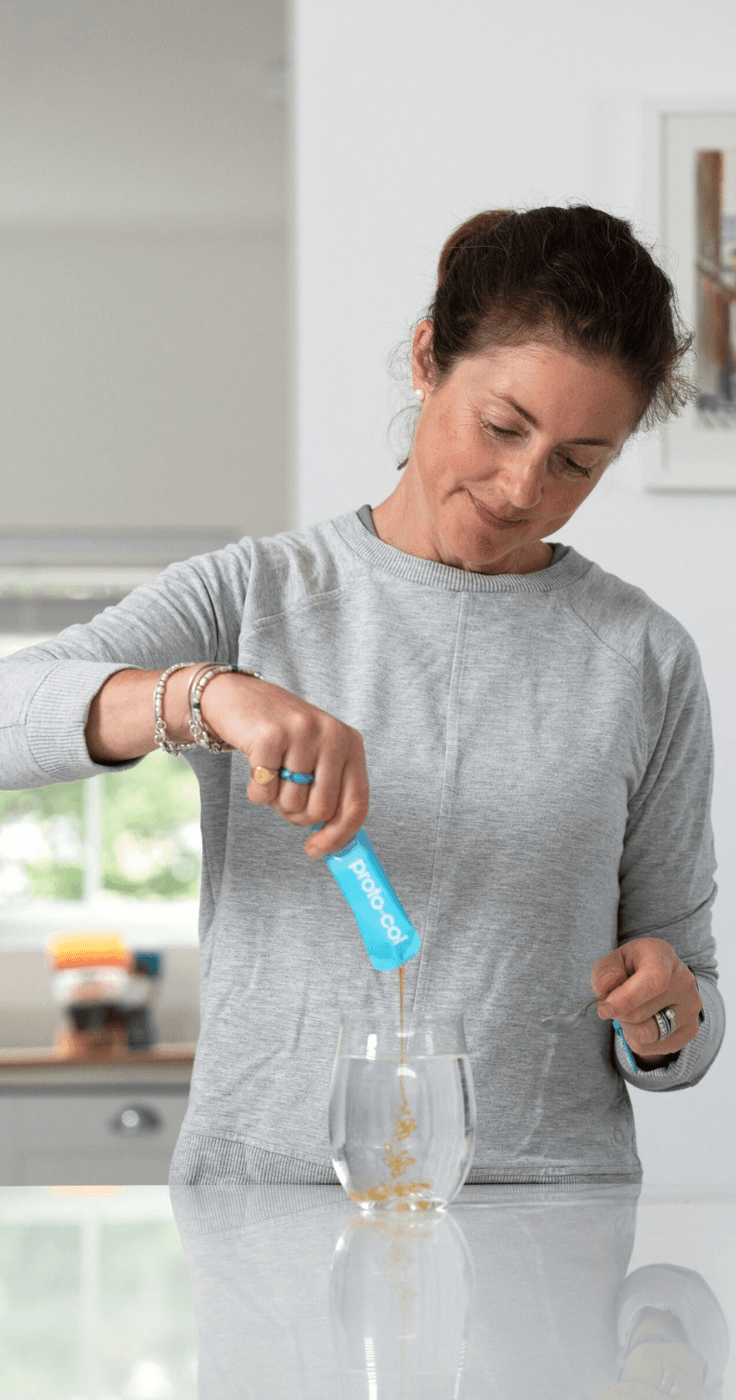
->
xmin=561 ymin=456 xmax=591 ymax=478
xmin=484 ymin=422 xmax=517 ymax=438
xmin=484 ymin=421 xmax=592 ymax=478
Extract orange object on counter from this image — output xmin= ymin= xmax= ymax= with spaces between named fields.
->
xmin=46 ymin=933 xmax=131 ymax=971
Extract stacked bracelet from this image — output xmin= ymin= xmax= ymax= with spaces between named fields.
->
xmin=153 ymin=663 xmax=199 ymax=755
xmin=188 ymin=664 xmax=265 ymax=751
xmin=187 ymin=664 xmax=238 ymax=752
xmin=153 ymin=662 xmax=264 ymax=757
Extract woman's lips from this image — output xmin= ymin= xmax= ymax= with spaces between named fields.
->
xmin=467 ymin=491 xmax=529 ymax=527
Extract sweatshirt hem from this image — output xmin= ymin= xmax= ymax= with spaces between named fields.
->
xmin=169 ymin=1128 xmax=340 ymax=1185
xmin=465 ymin=1169 xmax=642 ymax=1185
xmin=168 ymin=1127 xmax=643 ymax=1188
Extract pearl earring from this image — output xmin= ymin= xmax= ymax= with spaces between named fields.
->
xmin=414 ymin=388 xmax=425 ymax=402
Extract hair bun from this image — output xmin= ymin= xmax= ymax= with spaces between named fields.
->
xmin=419 ymin=203 xmax=694 ymax=448
xmin=437 ymin=209 xmax=516 ymax=287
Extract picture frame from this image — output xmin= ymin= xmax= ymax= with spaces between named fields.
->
xmin=645 ymin=109 xmax=736 ymax=491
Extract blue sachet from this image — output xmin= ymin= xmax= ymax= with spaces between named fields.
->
xmin=321 ymin=828 xmax=421 ymax=971
xmin=612 ymin=1019 xmax=639 ymax=1074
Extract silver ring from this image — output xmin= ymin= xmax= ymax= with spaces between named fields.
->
xmin=654 ymin=1007 xmax=676 ymax=1040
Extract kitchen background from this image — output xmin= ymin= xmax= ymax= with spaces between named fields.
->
xmin=0 ymin=0 xmax=734 ymax=1188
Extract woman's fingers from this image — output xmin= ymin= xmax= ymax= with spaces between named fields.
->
xmin=199 ymin=672 xmax=369 ymax=853
xmin=267 ymin=718 xmax=346 ymax=825
xmin=590 ymin=946 xmax=630 ymax=1002
xmin=304 ymin=730 xmax=369 ymax=857
xmin=271 ymin=722 xmax=368 ymax=854
xmin=623 ymin=1011 xmax=699 ymax=1059
xmin=592 ymin=941 xmax=679 ymax=1011
xmin=246 ymin=747 xmax=284 ymax=807
xmin=620 ymin=992 xmax=697 ymax=1057
xmin=294 ymin=746 xmax=348 ymax=836
xmin=598 ymin=953 xmax=695 ymax=1024
xmin=275 ymin=715 xmax=322 ymax=816
xmin=247 ymin=769 xmax=280 ymax=804
xmin=592 ymin=937 xmax=703 ymax=1057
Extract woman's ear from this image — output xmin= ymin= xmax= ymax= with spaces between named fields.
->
xmin=412 ymin=320 xmax=434 ymax=396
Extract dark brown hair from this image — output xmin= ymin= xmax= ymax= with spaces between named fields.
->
xmin=420 ymin=205 xmax=695 ymax=432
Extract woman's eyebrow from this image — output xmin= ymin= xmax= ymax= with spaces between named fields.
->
xmin=494 ymin=394 xmax=613 ymax=448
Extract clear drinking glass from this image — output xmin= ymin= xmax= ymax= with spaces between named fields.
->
xmin=329 ymin=1012 xmax=476 ymax=1210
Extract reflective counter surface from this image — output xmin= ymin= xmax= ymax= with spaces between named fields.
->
xmin=0 ymin=1182 xmax=733 ymax=1398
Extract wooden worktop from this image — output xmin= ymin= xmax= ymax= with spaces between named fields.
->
xmin=0 ymin=1042 xmax=196 ymax=1069
xmin=0 ymin=1043 xmax=196 ymax=1092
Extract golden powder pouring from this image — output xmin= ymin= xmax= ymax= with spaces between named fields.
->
xmin=351 ymin=961 xmax=431 ymax=1208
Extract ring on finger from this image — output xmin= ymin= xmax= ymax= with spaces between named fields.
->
xmin=279 ymin=768 xmax=315 ymax=785
xmin=654 ymin=1007 xmax=677 ymax=1040
xmin=253 ymin=766 xmax=279 ymax=785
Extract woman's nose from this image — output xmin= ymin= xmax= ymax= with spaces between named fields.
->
xmin=498 ymin=454 xmax=545 ymax=510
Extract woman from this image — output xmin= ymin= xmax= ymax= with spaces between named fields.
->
xmin=0 ymin=206 xmax=724 ymax=1185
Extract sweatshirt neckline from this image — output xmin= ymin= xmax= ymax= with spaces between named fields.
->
xmin=332 ymin=508 xmax=593 ymax=594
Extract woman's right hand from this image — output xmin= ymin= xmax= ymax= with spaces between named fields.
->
xmin=86 ymin=667 xmax=369 ymax=858
xmin=200 ymin=671 xmax=369 ymax=858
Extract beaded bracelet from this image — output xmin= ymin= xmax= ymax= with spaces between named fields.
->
xmin=154 ymin=662 xmax=265 ymax=756
xmin=153 ymin=663 xmax=200 ymax=755
xmin=188 ymin=664 xmax=265 ymax=752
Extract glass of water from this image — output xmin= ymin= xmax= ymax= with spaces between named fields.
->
xmin=329 ymin=1011 xmax=476 ymax=1210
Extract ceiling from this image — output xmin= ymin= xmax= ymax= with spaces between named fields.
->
xmin=0 ymin=0 xmax=288 ymax=228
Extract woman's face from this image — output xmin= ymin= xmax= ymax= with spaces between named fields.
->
xmin=379 ymin=329 xmax=642 ymax=574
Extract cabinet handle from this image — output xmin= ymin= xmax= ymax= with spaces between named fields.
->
xmin=108 ymin=1104 xmax=162 ymax=1135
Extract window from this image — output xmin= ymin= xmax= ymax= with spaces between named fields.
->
xmin=0 ymin=629 xmax=201 ymax=947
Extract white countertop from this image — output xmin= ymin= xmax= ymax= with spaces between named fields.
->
xmin=0 ymin=1183 xmax=733 ymax=1398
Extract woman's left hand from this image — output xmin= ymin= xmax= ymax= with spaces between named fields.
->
xmin=591 ymin=938 xmax=703 ymax=1066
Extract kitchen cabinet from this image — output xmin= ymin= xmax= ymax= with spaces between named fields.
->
xmin=0 ymin=1052 xmax=192 ymax=1185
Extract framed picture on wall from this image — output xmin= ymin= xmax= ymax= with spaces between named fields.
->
xmin=646 ymin=110 xmax=736 ymax=491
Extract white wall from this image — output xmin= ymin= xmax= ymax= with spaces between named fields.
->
xmin=294 ymin=0 xmax=736 ymax=1184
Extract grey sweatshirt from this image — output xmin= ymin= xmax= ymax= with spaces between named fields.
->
xmin=0 ymin=510 xmax=725 ymax=1184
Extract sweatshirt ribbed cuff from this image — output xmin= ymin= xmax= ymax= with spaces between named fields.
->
xmin=614 ymin=975 xmax=725 ymax=1091
xmin=25 ymin=659 xmax=144 ymax=782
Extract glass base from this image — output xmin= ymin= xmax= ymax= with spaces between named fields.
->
xmin=353 ymin=1194 xmax=448 ymax=1213
xmin=334 ymin=1159 xmax=451 ymax=1212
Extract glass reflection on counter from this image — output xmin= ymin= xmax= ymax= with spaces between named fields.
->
xmin=330 ymin=1208 xmax=474 ymax=1398
xmin=170 ymin=1183 xmax=730 ymax=1399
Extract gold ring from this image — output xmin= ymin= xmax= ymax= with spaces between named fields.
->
xmin=252 ymin=766 xmax=279 ymax=785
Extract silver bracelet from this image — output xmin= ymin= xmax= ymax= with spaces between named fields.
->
xmin=189 ymin=664 xmax=264 ymax=752
xmin=153 ymin=664 xmax=200 ymax=755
